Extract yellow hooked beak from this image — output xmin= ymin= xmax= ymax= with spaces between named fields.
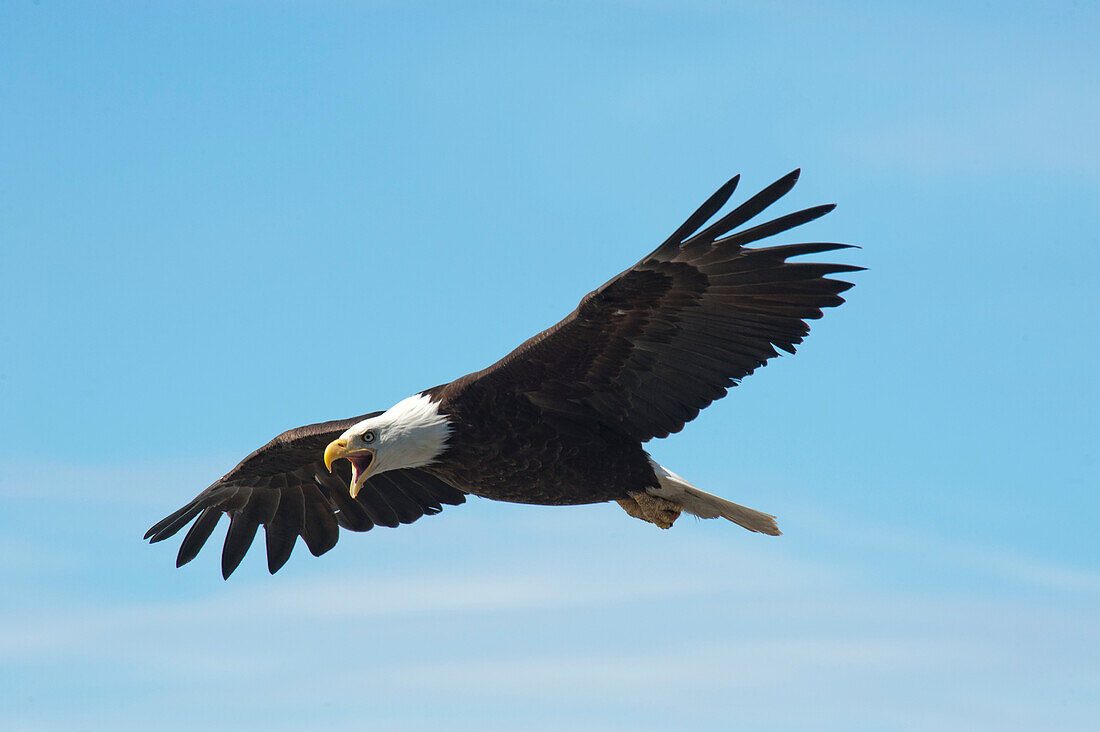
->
xmin=323 ymin=438 xmax=376 ymax=498
xmin=323 ymin=439 xmax=349 ymax=473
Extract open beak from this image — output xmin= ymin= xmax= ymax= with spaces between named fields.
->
xmin=323 ymin=438 xmax=376 ymax=498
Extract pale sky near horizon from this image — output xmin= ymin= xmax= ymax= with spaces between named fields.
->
xmin=2 ymin=2 xmax=1098 ymax=730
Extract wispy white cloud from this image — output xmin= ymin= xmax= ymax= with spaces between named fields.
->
xmin=801 ymin=503 xmax=1100 ymax=594
xmin=6 ymin=562 xmax=1094 ymax=731
xmin=0 ymin=538 xmax=824 ymax=660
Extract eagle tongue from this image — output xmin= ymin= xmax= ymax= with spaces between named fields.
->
xmin=349 ymin=454 xmax=373 ymax=490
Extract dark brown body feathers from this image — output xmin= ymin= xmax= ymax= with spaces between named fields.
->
xmin=427 ymin=381 xmax=657 ymax=505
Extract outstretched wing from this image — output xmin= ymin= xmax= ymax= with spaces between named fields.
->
xmin=471 ymin=170 xmax=860 ymax=442
xmin=144 ymin=413 xmax=467 ymax=578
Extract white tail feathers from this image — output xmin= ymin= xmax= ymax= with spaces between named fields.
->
xmin=676 ymin=486 xmax=782 ymax=535
xmin=646 ymin=457 xmax=781 ymax=536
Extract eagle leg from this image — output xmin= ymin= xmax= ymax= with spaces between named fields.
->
xmin=617 ymin=490 xmax=682 ymax=529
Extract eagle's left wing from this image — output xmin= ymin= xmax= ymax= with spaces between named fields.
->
xmin=463 ymin=170 xmax=860 ymax=442
xmin=144 ymin=414 xmax=466 ymax=578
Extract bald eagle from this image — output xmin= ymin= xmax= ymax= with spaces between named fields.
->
xmin=146 ymin=170 xmax=859 ymax=578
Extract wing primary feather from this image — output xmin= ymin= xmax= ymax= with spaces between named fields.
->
xmin=175 ymin=507 xmax=222 ymax=568
xmin=683 ymin=169 xmax=801 ymax=247
xmin=755 ymin=241 xmax=859 ymax=257
xmin=221 ymin=507 xmax=260 ymax=579
xmin=220 ymin=487 xmax=279 ymax=579
xmin=264 ymin=483 xmax=305 ymax=574
xmin=264 ymin=523 xmax=297 ymax=574
xmin=708 ymin=262 xmax=864 ymax=286
xmin=656 ymin=175 xmax=740 ymax=254
xmin=145 ymin=499 xmax=206 ymax=543
xmin=299 ymin=483 xmax=340 ymax=557
xmin=692 ymin=240 xmax=856 ymax=270
xmin=713 ymin=204 xmax=836 ymax=248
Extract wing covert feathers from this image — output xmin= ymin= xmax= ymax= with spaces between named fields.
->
xmin=145 ymin=415 xmax=466 ymax=578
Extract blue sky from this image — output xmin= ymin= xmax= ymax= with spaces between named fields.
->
xmin=1 ymin=1 xmax=1098 ymax=729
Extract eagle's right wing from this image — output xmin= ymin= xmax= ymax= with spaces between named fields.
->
xmin=144 ymin=413 xmax=466 ymax=578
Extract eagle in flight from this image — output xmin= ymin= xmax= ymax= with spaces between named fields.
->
xmin=146 ymin=170 xmax=860 ymax=578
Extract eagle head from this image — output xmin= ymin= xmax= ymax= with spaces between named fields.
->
xmin=323 ymin=393 xmax=451 ymax=498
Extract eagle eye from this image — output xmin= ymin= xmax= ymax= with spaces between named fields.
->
xmin=360 ymin=430 xmax=376 ymax=445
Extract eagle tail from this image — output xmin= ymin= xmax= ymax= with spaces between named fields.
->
xmin=646 ymin=457 xmax=781 ymax=536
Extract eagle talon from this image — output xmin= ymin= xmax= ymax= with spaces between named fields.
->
xmin=617 ymin=491 xmax=682 ymax=529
